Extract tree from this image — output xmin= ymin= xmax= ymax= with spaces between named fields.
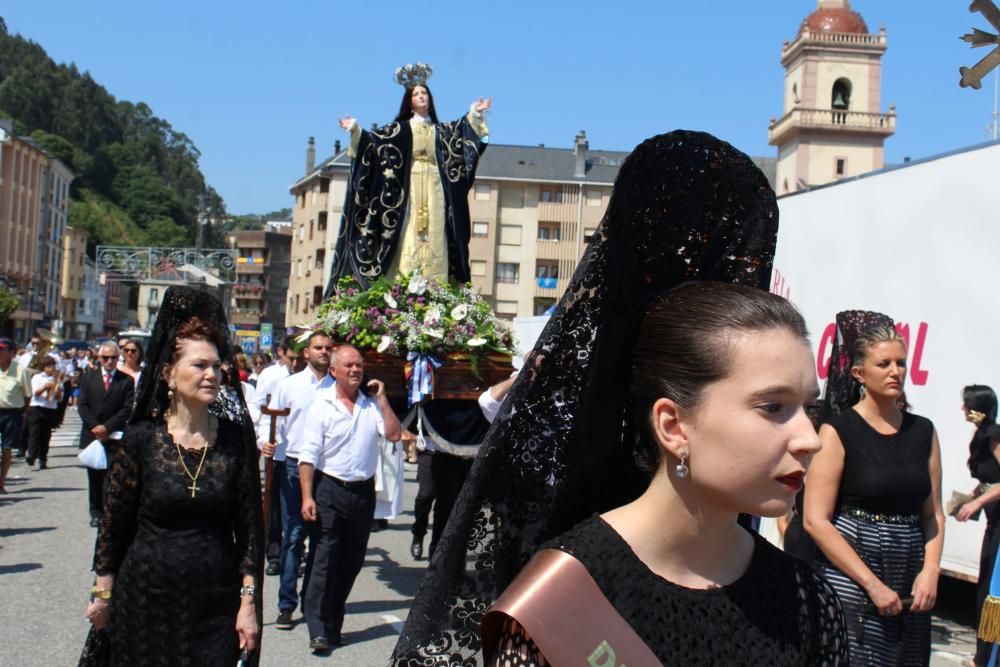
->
xmin=0 ymin=287 xmax=20 ymax=323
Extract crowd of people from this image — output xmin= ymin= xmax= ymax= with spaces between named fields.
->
xmin=1 ymin=124 xmax=993 ymax=665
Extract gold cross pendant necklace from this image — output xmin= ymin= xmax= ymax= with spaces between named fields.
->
xmin=175 ymin=441 xmax=209 ymax=498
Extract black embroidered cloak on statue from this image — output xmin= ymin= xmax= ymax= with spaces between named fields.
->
xmin=327 ymin=116 xmax=487 ymax=295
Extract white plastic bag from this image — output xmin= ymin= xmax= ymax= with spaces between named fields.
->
xmin=78 ymin=440 xmax=107 ymax=470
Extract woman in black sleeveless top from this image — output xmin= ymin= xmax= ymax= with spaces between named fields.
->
xmin=804 ymin=323 xmax=944 ymax=665
xmin=954 ymin=385 xmax=1000 ymax=666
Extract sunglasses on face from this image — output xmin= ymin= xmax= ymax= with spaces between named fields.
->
xmin=100 ymin=355 xmax=116 ymax=361
xmin=123 ymin=348 xmax=138 ymax=354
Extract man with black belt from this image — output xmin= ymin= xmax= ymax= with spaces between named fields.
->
xmin=267 ymin=332 xmax=333 ymax=630
xmin=298 ymin=344 xmax=401 ymax=653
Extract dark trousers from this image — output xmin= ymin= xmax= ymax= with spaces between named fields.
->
xmin=410 ymin=450 xmax=436 ymax=539
xmin=87 ymin=467 xmax=107 ymax=519
xmin=0 ymin=409 xmax=24 ymax=451
xmin=26 ymin=406 xmax=56 ymax=463
xmin=266 ymin=460 xmax=285 ymax=564
xmin=86 ymin=441 xmax=115 ymax=519
xmin=303 ymin=473 xmax=375 ymax=640
xmin=429 ymin=452 xmax=473 ymax=556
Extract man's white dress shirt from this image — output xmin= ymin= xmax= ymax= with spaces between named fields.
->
xmin=267 ymin=368 xmax=333 ymax=462
xmin=299 ymin=382 xmax=385 ymax=483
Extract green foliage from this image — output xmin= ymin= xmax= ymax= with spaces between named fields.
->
xmin=69 ymin=188 xmax=147 ymax=248
xmin=0 ymin=21 xmax=224 ymax=248
xmin=0 ymin=286 xmax=20 ymax=322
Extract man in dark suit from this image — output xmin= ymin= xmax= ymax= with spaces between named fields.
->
xmin=78 ymin=341 xmax=134 ymax=527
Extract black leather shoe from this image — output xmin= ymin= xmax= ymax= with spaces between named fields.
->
xmin=275 ymin=609 xmax=294 ymax=630
xmin=25 ymin=457 xmax=34 ymax=466
xmin=411 ymin=535 xmax=423 ymax=560
xmin=38 ymin=461 xmax=47 ymax=470
xmin=265 ymin=560 xmax=279 ymax=576
xmin=89 ymin=517 xmax=100 ymax=528
xmin=309 ymin=636 xmax=329 ymax=652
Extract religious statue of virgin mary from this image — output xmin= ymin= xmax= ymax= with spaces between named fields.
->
xmin=325 ymin=63 xmax=492 ymax=295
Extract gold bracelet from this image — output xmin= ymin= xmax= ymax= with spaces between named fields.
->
xmin=90 ymin=586 xmax=113 ymax=601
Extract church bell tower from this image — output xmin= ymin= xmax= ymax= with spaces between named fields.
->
xmin=768 ymin=0 xmax=896 ymax=194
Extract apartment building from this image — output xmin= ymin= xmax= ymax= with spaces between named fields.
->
xmin=77 ymin=256 xmax=106 ymax=339
xmin=286 ymin=137 xmax=348 ymax=327
xmin=61 ymin=225 xmax=88 ymax=338
xmin=286 ymin=132 xmax=776 ymax=324
xmin=226 ymin=228 xmax=292 ymax=350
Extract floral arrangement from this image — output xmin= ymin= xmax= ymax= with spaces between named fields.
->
xmin=313 ymin=273 xmax=516 ymax=357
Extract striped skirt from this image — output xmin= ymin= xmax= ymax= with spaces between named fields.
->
xmin=816 ymin=510 xmax=930 ymax=666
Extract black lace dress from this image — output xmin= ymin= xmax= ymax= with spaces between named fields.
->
xmin=93 ymin=419 xmax=262 ymax=666
xmin=490 ymin=517 xmax=848 ymax=666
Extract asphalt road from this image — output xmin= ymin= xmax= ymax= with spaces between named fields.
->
xmin=0 ymin=407 xmax=981 ymax=665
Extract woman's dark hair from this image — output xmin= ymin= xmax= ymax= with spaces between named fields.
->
xmin=966 ymin=384 xmax=998 ymax=476
xmin=122 ymin=338 xmax=145 ymax=365
xmin=630 ymin=281 xmax=810 ymax=476
xmin=394 ymin=84 xmax=439 ymax=124
xmin=964 ymin=384 xmax=998 ymax=424
xmin=170 ymin=316 xmax=226 ymax=363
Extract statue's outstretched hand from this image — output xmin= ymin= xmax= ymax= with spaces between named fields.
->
xmin=338 ymin=115 xmax=355 ymax=131
xmin=473 ymin=97 xmax=492 ymax=113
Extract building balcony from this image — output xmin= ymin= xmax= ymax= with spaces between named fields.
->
xmin=535 ymin=239 xmax=564 ymax=261
xmin=781 ymin=28 xmax=886 ymax=64
xmin=537 ymin=201 xmax=577 ymax=222
xmin=231 ymin=310 xmax=263 ymax=326
xmin=768 ymin=107 xmax=896 ymax=146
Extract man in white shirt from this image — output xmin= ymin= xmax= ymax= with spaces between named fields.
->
xmin=267 ymin=332 xmax=333 ymax=631
xmin=298 ymin=344 xmax=401 ymax=652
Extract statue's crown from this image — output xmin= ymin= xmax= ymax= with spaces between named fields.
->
xmin=394 ymin=62 xmax=433 ymax=88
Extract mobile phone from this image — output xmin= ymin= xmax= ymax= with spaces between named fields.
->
xmin=359 ymin=373 xmax=373 ymax=396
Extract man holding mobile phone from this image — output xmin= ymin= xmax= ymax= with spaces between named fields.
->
xmin=297 ymin=344 xmax=401 ymax=653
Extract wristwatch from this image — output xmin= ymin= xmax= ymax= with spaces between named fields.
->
xmin=239 ymin=585 xmax=256 ymax=597
xmin=91 ymin=586 xmax=113 ymax=600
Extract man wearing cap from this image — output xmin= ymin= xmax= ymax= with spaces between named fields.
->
xmin=0 ymin=338 xmax=31 ymax=493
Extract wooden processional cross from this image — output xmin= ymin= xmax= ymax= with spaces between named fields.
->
xmin=961 ymin=0 xmax=1000 ymax=89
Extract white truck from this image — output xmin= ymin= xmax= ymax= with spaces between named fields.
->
xmin=773 ymin=140 xmax=1000 ymax=581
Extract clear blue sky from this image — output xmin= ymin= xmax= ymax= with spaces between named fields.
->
xmin=4 ymin=1 xmax=997 ymax=214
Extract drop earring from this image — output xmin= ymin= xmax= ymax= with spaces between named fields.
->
xmin=675 ymin=449 xmax=689 ymax=478
xmin=167 ymin=385 xmax=175 ymax=403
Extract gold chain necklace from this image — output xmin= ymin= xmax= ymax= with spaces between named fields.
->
xmin=170 ymin=416 xmax=216 ymax=498
xmin=175 ymin=441 xmax=209 ymax=498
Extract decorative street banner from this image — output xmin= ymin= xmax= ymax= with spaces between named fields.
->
xmin=773 ymin=141 xmax=1000 ymax=580
xmin=96 ymin=246 xmax=237 ymax=283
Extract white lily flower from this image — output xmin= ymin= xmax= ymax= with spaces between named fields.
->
xmin=450 ymin=304 xmax=468 ymax=321
xmin=383 ymin=293 xmax=398 ymax=309
xmin=423 ymin=306 xmax=442 ymax=326
xmin=377 ymin=335 xmax=392 ymax=353
xmin=467 ymin=337 xmax=487 ymax=347
xmin=425 ymin=328 xmax=444 ymax=339
xmin=408 ymin=274 xmax=428 ymax=295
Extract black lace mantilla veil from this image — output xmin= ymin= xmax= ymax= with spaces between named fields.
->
xmin=391 ymin=130 xmax=780 ymax=666
xmin=818 ymin=310 xmax=895 ymax=420
xmin=131 ymin=286 xmax=265 ymax=663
